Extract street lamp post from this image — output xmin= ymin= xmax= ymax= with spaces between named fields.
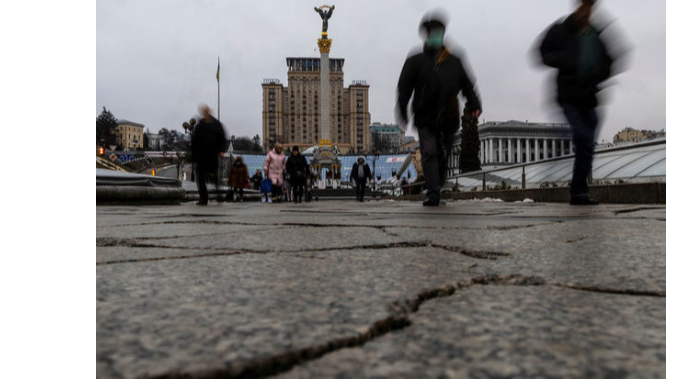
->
xmin=182 ymin=118 xmax=197 ymax=182
xmin=371 ymin=149 xmax=381 ymax=196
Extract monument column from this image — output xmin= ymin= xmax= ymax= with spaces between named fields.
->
xmin=315 ymin=5 xmax=335 ymax=146
xmin=526 ymin=138 xmax=531 ymax=162
xmin=318 ymin=37 xmax=332 ymax=143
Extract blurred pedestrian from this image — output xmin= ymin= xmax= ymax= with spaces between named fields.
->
xmin=284 ymin=170 xmax=292 ymax=202
xmin=190 ymin=104 xmax=227 ymax=205
xmin=228 ymin=156 xmax=249 ymax=202
xmin=386 ymin=170 xmax=398 ymax=185
xmin=251 ymin=169 xmax=263 ymax=190
xmin=286 ymin=146 xmax=309 ymax=204
xmin=396 ymin=11 xmax=482 ymax=206
xmin=263 ymin=143 xmax=286 ymax=203
xmin=537 ymin=0 xmax=624 ymax=205
xmin=350 ymin=157 xmax=372 ymax=202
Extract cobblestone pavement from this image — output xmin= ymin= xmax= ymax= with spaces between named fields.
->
xmin=96 ymin=199 xmax=666 ymax=378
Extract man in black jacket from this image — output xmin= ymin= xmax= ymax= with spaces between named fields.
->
xmin=350 ymin=157 xmax=372 ymax=202
xmin=190 ymin=104 xmax=227 ymax=205
xmin=538 ymin=0 xmax=617 ymax=205
xmin=286 ymin=146 xmax=309 ymax=204
xmin=397 ymin=12 xmax=482 ymax=206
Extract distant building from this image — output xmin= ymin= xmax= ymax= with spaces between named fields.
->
xmin=114 ymin=119 xmax=145 ymax=150
xmin=479 ymin=120 xmax=572 ymax=164
xmin=613 ymin=127 xmax=666 ymax=144
xmin=641 ymin=129 xmax=666 ymax=140
xmin=370 ymin=123 xmax=404 ymax=154
xmin=146 ymin=133 xmax=164 ymax=151
xmin=261 ymin=58 xmax=371 ymax=154
xmin=613 ymin=127 xmax=644 ymax=143
xmin=447 ymin=120 xmax=574 ymax=176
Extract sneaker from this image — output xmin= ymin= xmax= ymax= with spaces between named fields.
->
xmin=268 ymin=197 xmax=273 ymax=203
xmin=261 ymin=197 xmax=266 ymax=203
xmin=233 ymin=196 xmax=237 ymax=202
xmin=196 ymin=201 xmax=208 ymax=206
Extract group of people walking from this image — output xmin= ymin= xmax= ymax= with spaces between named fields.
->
xmin=221 ymin=143 xmax=314 ymax=205
xmin=261 ymin=144 xmax=311 ymax=204
xmin=192 ymin=0 xmax=622 ymax=207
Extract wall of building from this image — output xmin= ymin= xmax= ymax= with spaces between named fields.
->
xmin=262 ymin=58 xmax=369 ymax=154
xmin=114 ymin=121 xmax=145 ymax=149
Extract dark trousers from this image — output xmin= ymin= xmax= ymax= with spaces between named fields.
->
xmin=418 ymin=128 xmax=446 ymax=201
xmin=271 ymin=185 xmax=282 ymax=200
xmin=292 ymin=183 xmax=305 ymax=202
xmin=232 ymin=188 xmax=244 ymax=200
xmin=196 ymin=166 xmax=210 ymax=203
xmin=562 ymin=103 xmax=599 ymax=196
xmin=354 ymin=178 xmax=367 ymax=200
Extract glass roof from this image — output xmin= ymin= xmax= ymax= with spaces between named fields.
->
xmin=446 ymin=140 xmax=665 ymax=190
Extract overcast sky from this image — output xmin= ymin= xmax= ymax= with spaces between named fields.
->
xmin=96 ymin=0 xmax=665 ymax=143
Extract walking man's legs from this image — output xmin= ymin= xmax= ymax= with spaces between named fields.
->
xmin=196 ymin=166 xmax=208 ymax=204
xmin=418 ymin=128 xmax=442 ymax=204
xmin=355 ymin=179 xmax=364 ymax=201
xmin=563 ymin=103 xmax=599 ymax=203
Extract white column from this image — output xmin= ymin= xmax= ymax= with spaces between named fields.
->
xmin=489 ymin=139 xmax=494 ymax=164
xmin=570 ymin=140 xmax=573 ymax=154
xmin=508 ymin=138 xmax=513 ymax=164
xmin=498 ymin=138 xmax=503 ymax=163
xmin=486 ymin=139 xmax=490 ymax=164
xmin=484 ymin=140 xmax=488 ymax=164
xmin=561 ymin=140 xmax=565 ymax=156
xmin=478 ymin=140 xmax=482 ymax=164
xmin=526 ymin=138 xmax=531 ymax=162
xmin=517 ymin=138 xmax=522 ymax=164
xmin=551 ymin=139 xmax=556 ymax=159
xmin=480 ymin=140 xmax=484 ymax=164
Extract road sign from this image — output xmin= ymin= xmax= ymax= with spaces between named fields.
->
xmin=109 ymin=154 xmax=117 ymax=161
xmin=119 ymin=154 xmax=134 ymax=163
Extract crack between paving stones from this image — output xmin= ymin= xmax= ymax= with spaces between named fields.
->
xmin=430 ymin=244 xmax=511 ymax=260
xmin=613 ymin=207 xmax=665 ymax=215
xmin=551 ymin=283 xmax=665 ymax=297
xmin=96 ymin=237 xmax=517 ymax=265
xmin=152 ymin=275 xmax=666 ymax=379
xmin=144 ymin=273 xmax=663 ymax=379
xmin=96 ymin=241 xmax=433 ymax=265
xmin=96 ymin=251 xmax=246 ymax=265
xmin=103 ymin=220 xmax=562 ymax=232
xmin=150 ymin=274 xmax=539 ymax=379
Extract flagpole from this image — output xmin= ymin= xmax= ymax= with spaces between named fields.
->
xmin=217 ymin=57 xmax=220 ymax=121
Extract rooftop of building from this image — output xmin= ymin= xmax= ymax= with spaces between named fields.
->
xmin=116 ymin=119 xmax=145 ymax=128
